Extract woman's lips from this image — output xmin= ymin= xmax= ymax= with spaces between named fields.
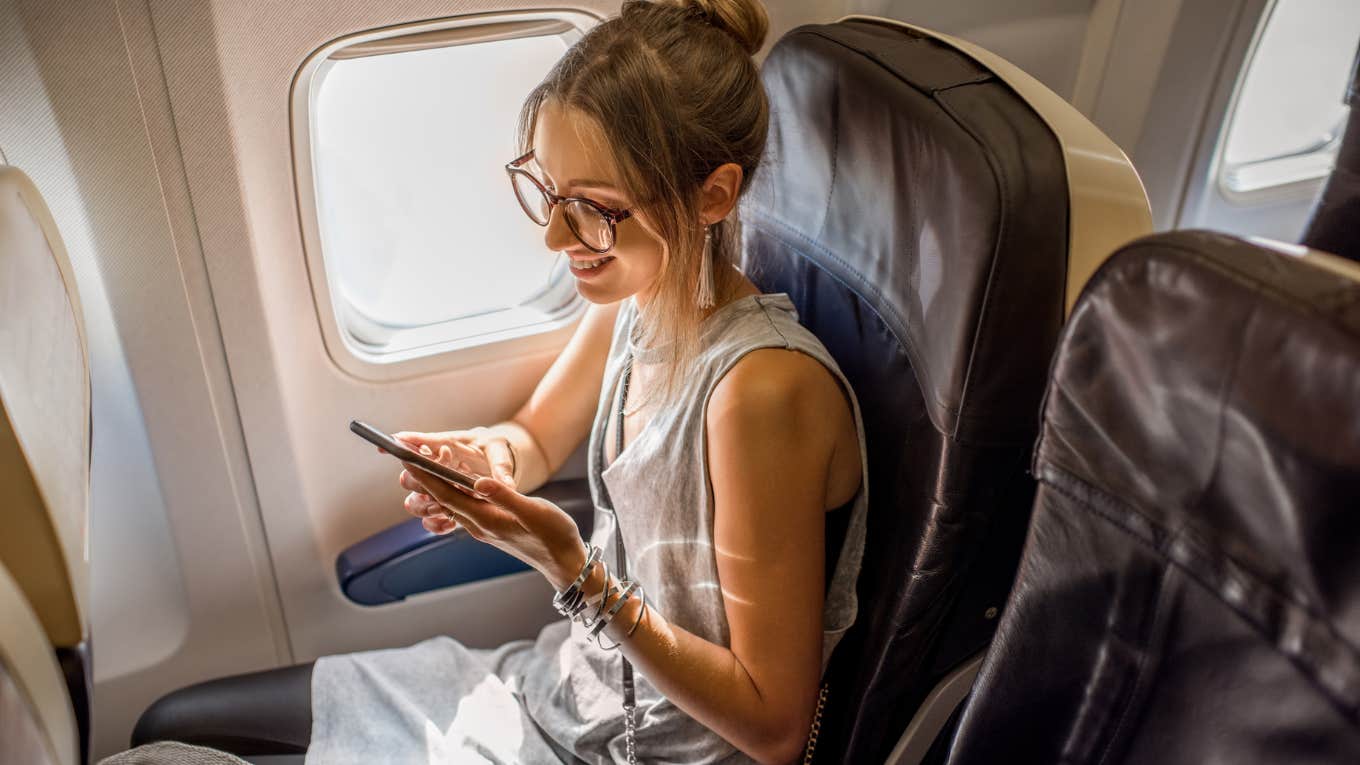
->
xmin=569 ymin=255 xmax=616 ymax=279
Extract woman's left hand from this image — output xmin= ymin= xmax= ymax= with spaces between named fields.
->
xmin=400 ymin=445 xmax=586 ymax=590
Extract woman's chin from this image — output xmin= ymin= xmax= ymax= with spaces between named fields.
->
xmin=573 ymin=274 xmax=641 ymax=305
xmin=574 ymin=280 xmax=624 ymax=305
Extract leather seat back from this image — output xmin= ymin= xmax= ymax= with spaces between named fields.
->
xmin=741 ymin=18 xmax=1147 ymax=762
xmin=0 ymin=557 xmax=77 ymax=765
xmin=0 ymin=165 xmax=92 ymax=760
xmin=947 ymin=231 xmax=1360 ymax=764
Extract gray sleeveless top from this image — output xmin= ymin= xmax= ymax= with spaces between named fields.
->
xmin=306 ymin=293 xmax=870 ymax=765
xmin=576 ymin=293 xmax=870 ymax=762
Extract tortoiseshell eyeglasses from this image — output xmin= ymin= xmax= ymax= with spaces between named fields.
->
xmin=505 ymin=151 xmax=633 ymax=254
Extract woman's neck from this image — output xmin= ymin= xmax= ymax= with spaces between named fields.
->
xmin=632 ymin=263 xmax=760 ymax=324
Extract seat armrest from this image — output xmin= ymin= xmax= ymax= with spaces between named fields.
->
xmin=336 ymin=478 xmax=594 ymax=605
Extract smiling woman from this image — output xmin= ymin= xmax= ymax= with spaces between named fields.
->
xmin=132 ymin=1 xmax=867 ymax=763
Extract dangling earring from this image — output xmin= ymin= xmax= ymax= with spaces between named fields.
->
xmin=696 ymin=225 xmax=716 ymax=309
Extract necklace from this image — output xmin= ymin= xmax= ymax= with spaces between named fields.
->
xmin=620 ymin=357 xmax=648 ymax=418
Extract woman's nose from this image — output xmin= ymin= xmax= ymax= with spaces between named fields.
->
xmin=543 ymin=204 xmax=576 ymax=252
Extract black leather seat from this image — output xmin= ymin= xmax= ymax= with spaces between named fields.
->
xmin=945 ymin=230 xmax=1360 ymax=764
xmin=136 ymin=18 xmax=1130 ymax=761
xmin=741 ymin=18 xmax=1070 ymax=763
xmin=1303 ymin=43 xmax=1360 ymax=264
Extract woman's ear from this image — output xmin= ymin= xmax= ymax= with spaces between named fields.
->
xmin=699 ymin=163 xmax=745 ymax=224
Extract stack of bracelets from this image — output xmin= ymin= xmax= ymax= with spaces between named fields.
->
xmin=552 ymin=544 xmax=647 ymax=649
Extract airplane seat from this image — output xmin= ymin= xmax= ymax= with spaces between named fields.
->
xmin=944 ymin=231 xmax=1360 ymax=764
xmin=0 ymin=557 xmax=80 ymax=765
xmin=1302 ymin=42 xmax=1360 ymax=264
xmin=131 ymin=17 xmax=1150 ymax=762
xmin=739 ymin=17 xmax=1149 ymax=763
xmin=0 ymin=165 xmax=93 ymax=763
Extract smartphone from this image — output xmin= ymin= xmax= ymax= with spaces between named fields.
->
xmin=349 ymin=420 xmax=480 ymax=492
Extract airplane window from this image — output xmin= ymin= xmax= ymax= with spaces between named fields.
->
xmin=1219 ymin=0 xmax=1360 ymax=194
xmin=304 ymin=22 xmax=585 ymax=361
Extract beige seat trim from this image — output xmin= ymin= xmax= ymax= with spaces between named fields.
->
xmin=0 ymin=560 xmax=77 ymax=765
xmin=882 ymin=652 xmax=984 ymax=765
xmin=0 ymin=165 xmax=91 ymax=647
xmin=840 ymin=16 xmax=1155 ymax=314
xmin=1248 ymin=237 xmax=1360 ymax=285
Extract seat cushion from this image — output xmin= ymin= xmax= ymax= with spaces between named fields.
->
xmin=132 ymin=663 xmax=313 ymax=756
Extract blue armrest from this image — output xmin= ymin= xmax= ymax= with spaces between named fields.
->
xmin=337 ymin=478 xmax=594 ymax=605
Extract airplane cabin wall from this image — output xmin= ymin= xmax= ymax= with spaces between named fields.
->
xmin=0 ymin=0 xmax=1309 ymax=759
xmin=0 ymin=0 xmax=293 ymax=759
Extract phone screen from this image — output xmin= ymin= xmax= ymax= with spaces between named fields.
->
xmin=349 ymin=420 xmax=479 ymax=492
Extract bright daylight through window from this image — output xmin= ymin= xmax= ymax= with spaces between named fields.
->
xmin=1220 ymin=0 xmax=1360 ymax=194
xmin=310 ymin=24 xmax=582 ymax=360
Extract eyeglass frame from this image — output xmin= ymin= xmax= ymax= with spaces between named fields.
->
xmin=505 ymin=151 xmax=634 ymax=254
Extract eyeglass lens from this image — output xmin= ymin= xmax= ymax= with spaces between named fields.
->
xmin=564 ymin=200 xmax=613 ymax=252
xmin=511 ymin=173 xmax=614 ymax=252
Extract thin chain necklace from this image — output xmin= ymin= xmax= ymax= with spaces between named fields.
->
xmin=621 ymin=363 xmax=647 ymax=417
xmin=611 ymin=352 xmax=639 ymax=765
xmin=621 ymin=318 xmax=650 ymax=417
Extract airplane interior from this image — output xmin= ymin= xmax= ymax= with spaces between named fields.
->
xmin=2 ymin=1 xmax=1359 ymax=764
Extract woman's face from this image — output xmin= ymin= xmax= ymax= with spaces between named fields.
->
xmin=531 ymin=101 xmax=668 ymax=306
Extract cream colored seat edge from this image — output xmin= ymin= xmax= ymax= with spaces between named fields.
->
xmin=0 ymin=164 xmax=91 ymax=650
xmin=841 ymin=15 xmax=1154 ymax=316
xmin=0 ymin=557 xmax=78 ymax=765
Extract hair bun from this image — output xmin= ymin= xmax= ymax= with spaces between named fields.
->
xmin=675 ymin=0 xmax=768 ymax=56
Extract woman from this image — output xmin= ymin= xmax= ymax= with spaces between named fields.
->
xmin=137 ymin=1 xmax=868 ymax=762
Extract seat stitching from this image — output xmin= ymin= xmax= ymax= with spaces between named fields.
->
xmin=1039 ymin=462 xmax=1360 ymax=719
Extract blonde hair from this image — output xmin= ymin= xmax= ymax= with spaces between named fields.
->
xmin=519 ymin=0 xmax=770 ymax=403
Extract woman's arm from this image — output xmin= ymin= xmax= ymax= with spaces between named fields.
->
xmin=486 ymin=299 xmax=622 ymax=493
xmin=403 ymin=347 xmax=856 ymax=764
xmin=550 ymin=348 xmax=854 ymax=764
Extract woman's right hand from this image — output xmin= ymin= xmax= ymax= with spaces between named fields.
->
xmin=387 ymin=428 xmax=517 ymax=534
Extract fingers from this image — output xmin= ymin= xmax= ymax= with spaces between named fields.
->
xmin=422 ymin=516 xmax=459 ymax=535
xmin=403 ymin=491 xmax=440 ymax=518
xmin=404 ymin=483 xmax=486 ymax=538
xmin=391 ymin=431 xmax=437 ymax=448
xmin=439 ymin=441 xmax=490 ymax=478
xmin=404 ymin=461 xmax=487 ymax=508
xmin=472 ymin=476 xmax=534 ymax=514
xmin=482 ymin=439 xmax=517 ymax=488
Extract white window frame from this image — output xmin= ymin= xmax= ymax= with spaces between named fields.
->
xmin=1214 ymin=0 xmax=1355 ymax=203
xmin=290 ymin=9 xmax=601 ymax=381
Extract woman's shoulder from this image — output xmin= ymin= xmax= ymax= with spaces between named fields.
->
xmin=711 ymin=292 xmax=838 ymax=369
xmin=709 ymin=294 xmax=853 ymax=420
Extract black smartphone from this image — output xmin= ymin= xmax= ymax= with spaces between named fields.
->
xmin=349 ymin=420 xmax=479 ymax=492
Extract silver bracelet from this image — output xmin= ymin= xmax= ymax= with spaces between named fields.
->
xmin=596 ymin=584 xmax=644 ymax=650
xmin=625 ymin=587 xmax=648 ymax=638
xmin=590 ymin=580 xmax=639 ymax=644
xmin=582 ymin=578 xmax=621 ymax=631
xmin=553 ymin=545 xmax=601 ymax=619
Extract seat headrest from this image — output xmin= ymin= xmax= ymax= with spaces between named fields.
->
xmin=743 ymin=19 xmax=1071 ymax=442
xmin=1042 ymin=230 xmax=1360 ymax=649
xmin=0 ymin=165 xmax=91 ymax=648
xmin=0 ymin=559 xmax=77 ymax=765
